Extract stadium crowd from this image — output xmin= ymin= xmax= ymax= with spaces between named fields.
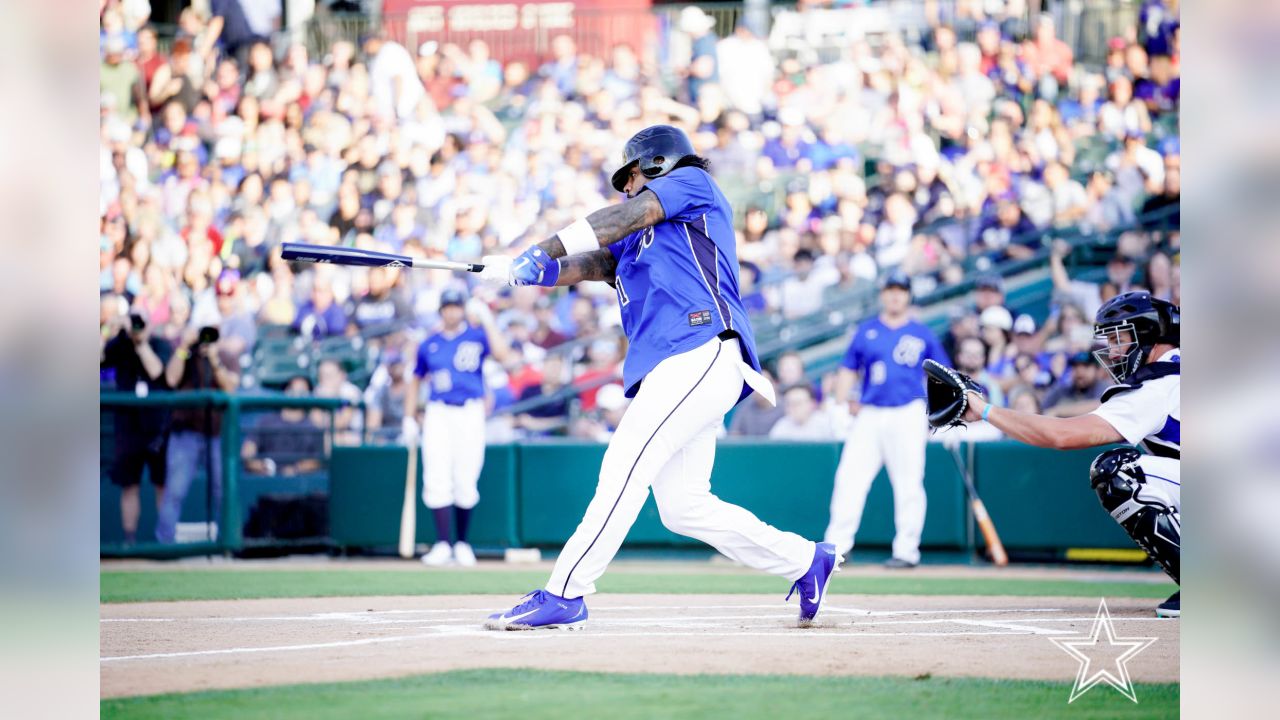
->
xmin=99 ymin=0 xmax=1180 ymax=444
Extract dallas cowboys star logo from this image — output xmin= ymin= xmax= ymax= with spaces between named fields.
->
xmin=1050 ymin=599 xmax=1158 ymax=703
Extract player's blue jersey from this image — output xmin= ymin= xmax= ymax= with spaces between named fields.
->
xmin=608 ymin=166 xmax=762 ymax=403
xmin=414 ymin=324 xmax=490 ymax=405
xmin=842 ymin=317 xmax=950 ymax=407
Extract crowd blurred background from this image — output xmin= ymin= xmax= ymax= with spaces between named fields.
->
xmin=99 ymin=0 xmax=1180 ymax=445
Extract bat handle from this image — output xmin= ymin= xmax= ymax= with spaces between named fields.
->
xmin=467 ymin=263 xmax=484 ymax=273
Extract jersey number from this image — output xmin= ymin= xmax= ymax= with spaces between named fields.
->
xmin=616 ymin=276 xmax=630 ymax=307
xmin=453 ymin=342 xmax=483 ymax=372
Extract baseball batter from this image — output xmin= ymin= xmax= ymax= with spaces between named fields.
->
xmin=824 ymin=271 xmax=950 ymax=568
xmin=404 ymin=289 xmax=513 ymax=567
xmin=478 ymin=125 xmax=840 ymax=629
xmin=960 ymin=291 xmax=1180 ymax=617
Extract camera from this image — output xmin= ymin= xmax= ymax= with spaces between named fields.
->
xmin=196 ymin=326 xmax=221 ymax=346
xmin=129 ymin=313 xmax=146 ymax=332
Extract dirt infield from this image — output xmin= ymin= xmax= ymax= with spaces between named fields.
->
xmin=101 ymin=591 xmax=1179 ymax=698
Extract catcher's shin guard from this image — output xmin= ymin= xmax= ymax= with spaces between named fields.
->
xmin=1090 ymin=448 xmax=1180 ymax=583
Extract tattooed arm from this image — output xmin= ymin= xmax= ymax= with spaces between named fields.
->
xmin=533 ymin=191 xmax=667 ymax=260
xmin=557 ymin=248 xmax=620 ymax=285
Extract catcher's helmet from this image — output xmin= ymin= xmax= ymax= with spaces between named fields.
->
xmin=1092 ymin=290 xmax=1180 ymax=383
xmin=611 ymin=125 xmax=696 ymax=192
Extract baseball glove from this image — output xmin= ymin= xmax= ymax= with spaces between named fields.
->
xmin=923 ymin=359 xmax=986 ymax=429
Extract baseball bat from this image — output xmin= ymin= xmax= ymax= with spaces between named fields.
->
xmin=398 ymin=434 xmax=418 ymax=559
xmin=948 ymin=445 xmax=1009 ymax=567
xmin=281 ymin=243 xmax=485 ymax=273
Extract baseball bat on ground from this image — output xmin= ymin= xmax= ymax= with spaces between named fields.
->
xmin=281 ymin=243 xmax=485 ymax=273
xmin=398 ymin=435 xmax=418 ymax=559
xmin=948 ymin=445 xmax=1009 ymax=567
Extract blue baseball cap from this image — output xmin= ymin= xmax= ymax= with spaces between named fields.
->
xmin=440 ymin=289 xmax=466 ymax=307
xmin=880 ymin=270 xmax=911 ymax=291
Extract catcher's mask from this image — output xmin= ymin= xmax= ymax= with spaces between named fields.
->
xmin=611 ymin=125 xmax=695 ymax=193
xmin=1091 ymin=291 xmax=1180 ymax=383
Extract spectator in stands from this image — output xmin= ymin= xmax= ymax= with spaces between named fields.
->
xmin=1140 ymin=153 xmax=1180 ymax=230
xmin=242 ymin=375 xmax=325 ymax=476
xmin=1007 ymin=385 xmax=1043 ymax=415
xmin=1042 ymin=352 xmax=1110 ymax=418
xmin=101 ymin=308 xmax=172 ymax=544
xmin=979 ymin=305 xmax=1014 ymax=374
xmin=351 ymin=266 xmax=411 ymax=331
xmin=314 ymin=358 xmax=362 ymax=445
xmin=955 ymin=336 xmax=1006 ymax=408
xmin=728 ymin=369 xmax=784 ymax=437
xmin=100 ymin=34 xmax=148 ymax=126
xmin=364 ymin=352 xmax=410 ymax=443
xmin=293 ymin=273 xmax=347 ymax=339
xmin=515 ymin=354 xmax=570 ymax=437
xmin=157 ymin=325 xmax=240 ymax=543
xmin=769 ymin=384 xmax=836 ymax=441
xmin=779 ymin=249 xmax=829 ymax=319
xmin=570 ymin=383 xmax=629 ymax=442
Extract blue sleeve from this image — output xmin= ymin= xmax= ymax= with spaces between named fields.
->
xmin=643 ymin=167 xmax=716 ymax=223
xmin=925 ymin=327 xmax=951 ymax=367
xmin=414 ymin=342 xmax=429 ymax=378
xmin=477 ymin=328 xmax=491 ymax=358
xmin=841 ymin=331 xmax=862 ymax=371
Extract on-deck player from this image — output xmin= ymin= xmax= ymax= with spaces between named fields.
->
xmin=404 ymin=289 xmax=514 ymax=567
xmin=477 ymin=124 xmax=840 ymax=629
xmin=960 ymin=291 xmax=1180 ymax=617
xmin=824 ymin=271 xmax=950 ymax=569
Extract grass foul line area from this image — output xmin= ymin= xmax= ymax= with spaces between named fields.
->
xmin=101 ymin=668 xmax=1180 ymax=720
xmin=101 ymin=568 xmax=1174 ymax=603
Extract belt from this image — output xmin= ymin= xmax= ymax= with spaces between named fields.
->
xmin=431 ymin=398 xmax=478 ymax=408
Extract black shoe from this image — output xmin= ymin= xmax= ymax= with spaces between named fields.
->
xmin=1156 ymin=591 xmax=1180 ymax=618
xmin=883 ymin=557 xmax=918 ymax=569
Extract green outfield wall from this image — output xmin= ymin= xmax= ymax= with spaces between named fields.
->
xmin=324 ymin=441 xmax=1137 ymax=557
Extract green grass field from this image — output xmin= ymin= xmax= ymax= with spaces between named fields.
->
xmin=101 ymin=668 xmax=1179 ymax=720
xmin=101 ymin=567 xmax=1174 ymax=603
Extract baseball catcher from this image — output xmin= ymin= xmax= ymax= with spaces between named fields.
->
xmin=929 ymin=291 xmax=1181 ymax=617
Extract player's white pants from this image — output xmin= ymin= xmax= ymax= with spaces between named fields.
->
xmin=546 ymin=337 xmax=815 ymax=599
xmin=420 ymin=399 xmax=485 ymax=510
xmin=1134 ymin=454 xmax=1180 ymax=513
xmin=824 ymin=400 xmax=929 ymax=564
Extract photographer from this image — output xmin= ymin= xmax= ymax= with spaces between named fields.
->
xmin=155 ymin=325 xmax=240 ymax=543
xmin=101 ymin=309 xmax=172 ymax=543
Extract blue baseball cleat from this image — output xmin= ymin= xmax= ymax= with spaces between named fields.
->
xmin=786 ymin=542 xmax=842 ymax=627
xmin=484 ymin=589 xmax=588 ymax=631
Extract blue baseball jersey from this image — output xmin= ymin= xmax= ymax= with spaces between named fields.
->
xmin=413 ymin=324 xmax=490 ymax=404
xmin=842 ymin=317 xmax=950 ymax=407
xmin=608 ymin=166 xmax=762 ymax=402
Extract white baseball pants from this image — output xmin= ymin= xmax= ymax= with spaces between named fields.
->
xmin=1133 ymin=454 xmax=1180 ymax=513
xmin=546 ymin=336 xmax=815 ymax=599
xmin=824 ymin=400 xmax=929 ymax=564
xmin=421 ymin=399 xmax=486 ymax=510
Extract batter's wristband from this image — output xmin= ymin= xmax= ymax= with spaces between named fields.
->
xmin=981 ymin=404 xmax=992 ymax=422
xmin=556 ymin=218 xmax=599 ymax=256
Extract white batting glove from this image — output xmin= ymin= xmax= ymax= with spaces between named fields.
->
xmin=401 ymin=415 xmax=419 ymax=444
xmin=477 ymin=255 xmax=515 ymax=286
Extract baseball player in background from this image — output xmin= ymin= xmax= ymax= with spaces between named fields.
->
xmin=404 ymin=289 xmax=514 ymax=567
xmin=960 ymin=291 xmax=1180 ymax=617
xmin=477 ymin=125 xmax=840 ymax=630
xmin=824 ymin=271 xmax=950 ymax=569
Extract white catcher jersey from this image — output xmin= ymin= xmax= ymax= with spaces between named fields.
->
xmin=1091 ymin=349 xmax=1180 ymax=459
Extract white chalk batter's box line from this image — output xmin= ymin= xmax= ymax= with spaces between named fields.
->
xmin=101 ymin=605 xmax=1172 ymax=663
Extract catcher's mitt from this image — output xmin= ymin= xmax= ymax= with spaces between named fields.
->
xmin=923 ymin=359 xmax=986 ymax=429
